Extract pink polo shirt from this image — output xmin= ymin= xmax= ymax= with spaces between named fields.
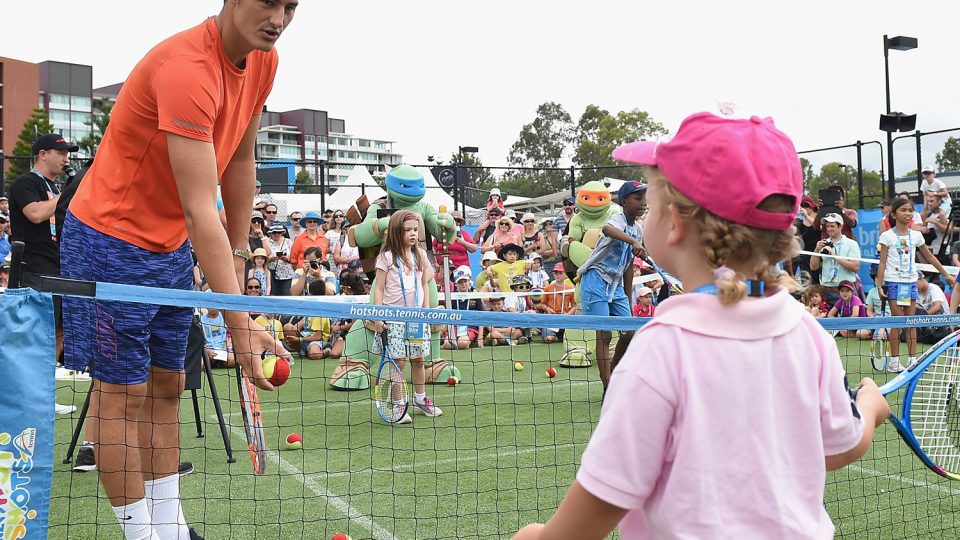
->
xmin=577 ymin=289 xmax=862 ymax=539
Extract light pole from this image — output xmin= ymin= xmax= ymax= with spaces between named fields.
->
xmin=881 ymin=34 xmax=918 ymax=197
xmin=458 ymin=146 xmax=479 ymax=213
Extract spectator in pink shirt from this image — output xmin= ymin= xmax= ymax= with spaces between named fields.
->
xmin=513 ymin=112 xmax=889 ymax=540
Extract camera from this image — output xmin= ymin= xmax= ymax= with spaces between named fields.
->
xmin=309 ymin=260 xmax=321 ymax=270
xmin=276 ymin=251 xmax=286 ymax=257
xmin=820 ymin=240 xmax=834 ymax=254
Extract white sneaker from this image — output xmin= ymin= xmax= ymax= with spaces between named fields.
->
xmin=887 ymin=359 xmax=905 ymax=373
xmin=393 ymin=404 xmax=412 ymax=425
xmin=413 ymin=397 xmax=443 ymax=417
xmin=56 ymin=403 xmax=77 ymax=415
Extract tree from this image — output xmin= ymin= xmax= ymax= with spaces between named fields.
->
xmin=5 ymin=108 xmax=55 ymax=181
xmin=447 ymin=151 xmax=499 ymax=209
xmin=936 ymin=136 xmax=960 ymax=172
xmin=799 ymin=157 xmax=815 ymax=190
xmin=505 ymin=101 xmax=574 ymax=195
xmin=295 ymin=168 xmax=320 ymax=194
xmin=806 ymin=161 xmax=883 ymax=210
xmin=573 ymin=105 xmax=668 ymax=183
xmin=77 ymin=101 xmax=113 ymax=156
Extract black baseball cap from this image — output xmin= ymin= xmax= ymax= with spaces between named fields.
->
xmin=32 ymin=134 xmax=78 ymax=155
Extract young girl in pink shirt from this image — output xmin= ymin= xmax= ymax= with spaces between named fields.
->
xmin=513 ymin=112 xmax=889 ymax=540
xmin=371 ymin=210 xmax=442 ymax=424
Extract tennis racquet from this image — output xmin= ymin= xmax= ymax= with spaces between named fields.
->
xmin=869 ymin=327 xmax=890 ymax=371
xmin=373 ymin=327 xmax=409 ymax=424
xmin=858 ymin=329 xmax=960 ymax=479
xmin=869 ymin=298 xmax=889 ymax=371
xmin=235 ymin=359 xmax=267 ymax=474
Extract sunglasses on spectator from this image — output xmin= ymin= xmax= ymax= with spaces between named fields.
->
xmin=523 ymin=220 xmax=535 ymax=224
xmin=246 ymin=285 xmax=261 ymax=290
xmin=499 ymin=222 xmax=511 ymax=226
xmin=304 ymin=220 xmax=318 ymax=225
xmin=563 ymin=202 xmax=574 ymax=206
xmin=251 ymin=219 xmax=264 ymax=224
xmin=263 ymin=210 xmax=277 ymax=215
xmin=334 ymin=214 xmax=344 ymax=219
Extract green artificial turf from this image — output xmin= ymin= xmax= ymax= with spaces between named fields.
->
xmin=47 ymin=335 xmax=960 ymax=539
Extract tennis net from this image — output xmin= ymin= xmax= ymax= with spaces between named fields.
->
xmin=31 ymin=282 xmax=960 ymax=539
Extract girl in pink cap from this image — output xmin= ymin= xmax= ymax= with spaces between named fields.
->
xmin=513 ymin=112 xmax=889 ymax=540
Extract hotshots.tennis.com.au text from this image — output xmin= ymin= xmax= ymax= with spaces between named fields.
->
xmin=348 ymin=306 xmax=463 ymax=322
xmin=905 ymin=315 xmax=960 ymax=326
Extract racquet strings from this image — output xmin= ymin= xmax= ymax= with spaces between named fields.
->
xmin=909 ymin=345 xmax=960 ymax=475
xmin=376 ymin=361 xmax=408 ymax=423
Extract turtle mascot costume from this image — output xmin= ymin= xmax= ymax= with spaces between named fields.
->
xmin=558 ymin=181 xmax=619 ymax=367
xmin=332 ymin=165 xmax=461 ymax=389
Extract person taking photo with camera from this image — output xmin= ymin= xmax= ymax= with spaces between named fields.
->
xmin=810 ymin=213 xmax=862 ymax=305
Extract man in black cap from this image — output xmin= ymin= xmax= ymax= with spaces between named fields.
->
xmin=9 ymin=133 xmax=78 ymax=415
xmin=9 ymin=134 xmax=76 ymax=283
xmin=553 ymin=195 xmax=577 ymax=236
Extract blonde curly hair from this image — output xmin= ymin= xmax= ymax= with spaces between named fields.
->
xmin=649 ymin=169 xmax=799 ymax=305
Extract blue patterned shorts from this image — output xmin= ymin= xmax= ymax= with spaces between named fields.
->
xmin=61 ymin=212 xmax=194 ymax=385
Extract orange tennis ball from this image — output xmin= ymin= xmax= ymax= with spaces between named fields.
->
xmin=447 ymin=376 xmax=459 ymax=386
xmin=330 ymin=534 xmax=353 ymax=540
xmin=546 ymin=367 xmax=557 ymax=378
xmin=262 ymin=355 xmax=290 ymax=386
xmin=284 ymin=433 xmax=302 ymax=450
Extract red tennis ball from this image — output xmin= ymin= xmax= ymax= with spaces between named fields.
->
xmin=447 ymin=376 xmax=459 ymax=386
xmin=546 ymin=367 xmax=557 ymax=378
xmin=287 ymin=433 xmax=302 ymax=444
xmin=262 ymin=355 xmax=290 ymax=386
xmin=285 ymin=433 xmax=302 ymax=450
xmin=330 ymin=535 xmax=353 ymax=540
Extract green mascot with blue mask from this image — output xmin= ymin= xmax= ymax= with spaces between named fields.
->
xmin=337 ymin=165 xmax=460 ymax=386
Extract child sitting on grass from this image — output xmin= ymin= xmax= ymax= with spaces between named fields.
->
xmin=802 ymin=285 xmax=829 ymax=318
xmin=827 ymin=281 xmax=865 ymax=337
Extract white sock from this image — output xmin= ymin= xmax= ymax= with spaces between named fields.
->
xmin=415 ymin=392 xmax=426 ymax=404
xmin=144 ymin=474 xmax=190 ymax=540
xmin=112 ymin=499 xmax=159 ymax=540
xmin=891 ymin=356 xmax=901 ymax=364
xmin=908 ymin=356 xmax=917 ymax=364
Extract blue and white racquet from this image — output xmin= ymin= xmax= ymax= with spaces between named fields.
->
xmin=373 ymin=327 xmax=409 ymax=423
xmin=861 ymin=329 xmax=960 ymax=479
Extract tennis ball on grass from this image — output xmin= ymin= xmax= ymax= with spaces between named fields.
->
xmin=546 ymin=367 xmax=557 ymax=378
xmin=285 ymin=433 xmax=302 ymax=450
xmin=330 ymin=535 xmax=353 ymax=540
xmin=262 ymin=355 xmax=290 ymax=386
xmin=447 ymin=376 xmax=460 ymax=386
xmin=514 ymin=361 xmax=524 ymax=371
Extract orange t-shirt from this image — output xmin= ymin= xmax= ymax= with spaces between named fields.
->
xmin=70 ymin=18 xmax=278 ymax=252
xmin=542 ymin=280 xmax=576 ymax=314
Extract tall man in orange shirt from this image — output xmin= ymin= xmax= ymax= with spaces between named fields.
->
xmin=61 ymin=2 xmax=297 ymax=539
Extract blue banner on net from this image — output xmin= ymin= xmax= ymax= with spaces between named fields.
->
xmin=0 ymin=289 xmax=55 ymax=540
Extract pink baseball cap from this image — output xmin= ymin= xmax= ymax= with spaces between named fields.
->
xmin=612 ymin=112 xmax=802 ymax=230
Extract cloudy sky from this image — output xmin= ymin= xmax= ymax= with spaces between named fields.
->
xmin=5 ymin=1 xmax=960 ymax=172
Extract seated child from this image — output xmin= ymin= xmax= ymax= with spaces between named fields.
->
xmin=484 ymin=295 xmax=522 ymax=346
xmin=283 ymin=281 xmax=343 ymax=359
xmin=442 ymin=266 xmax=486 ymax=350
xmin=827 ymin=280 xmax=865 ymax=337
xmin=478 ymin=243 xmax=531 ymax=294
xmin=476 ymin=251 xmax=501 ymax=304
xmin=254 ymin=312 xmax=284 ymax=342
xmin=632 ymin=286 xmax=656 ymax=317
xmin=201 ymin=306 xmax=234 ymax=368
xmin=803 ymin=285 xmax=829 ymax=318
xmin=526 ymin=252 xmax=550 ymax=289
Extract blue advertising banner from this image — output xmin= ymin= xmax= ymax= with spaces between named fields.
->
xmin=854 ymin=207 xmax=885 ymax=289
xmin=0 ymin=289 xmax=55 ymax=540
